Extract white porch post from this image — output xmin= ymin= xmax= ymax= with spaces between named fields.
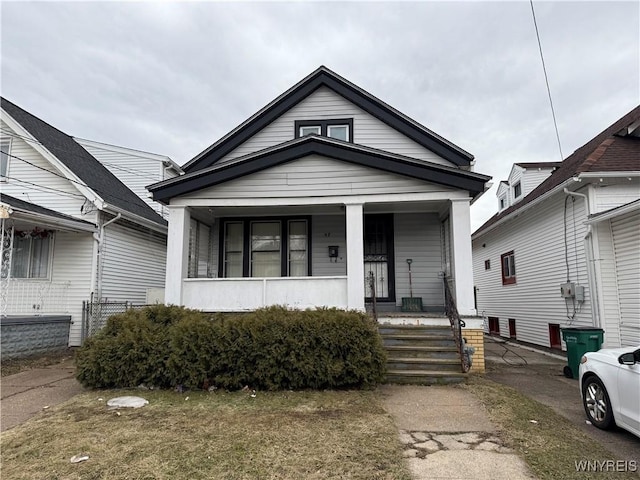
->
xmin=450 ymin=199 xmax=475 ymax=316
xmin=165 ymin=205 xmax=190 ymax=306
xmin=345 ymin=203 xmax=365 ymax=311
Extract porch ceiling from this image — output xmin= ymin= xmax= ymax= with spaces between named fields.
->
xmin=189 ymin=200 xmax=449 ymax=223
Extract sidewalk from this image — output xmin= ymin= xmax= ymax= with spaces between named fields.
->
xmin=0 ymin=358 xmax=84 ymax=432
xmin=380 ymin=384 xmax=536 ymax=480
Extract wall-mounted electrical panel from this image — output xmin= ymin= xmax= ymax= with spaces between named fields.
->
xmin=560 ymin=282 xmax=575 ymax=298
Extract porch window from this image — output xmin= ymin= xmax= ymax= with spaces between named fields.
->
xmin=188 ymin=219 xmax=212 ymax=278
xmin=1 ymin=137 xmax=11 ymax=181
xmin=288 ymin=220 xmax=308 ymax=276
xmin=251 ymin=221 xmax=281 ymax=277
xmin=223 ymin=222 xmax=244 ymax=277
xmin=221 ymin=217 xmax=310 ymax=278
xmin=10 ymin=230 xmax=53 ymax=279
xmin=501 ymin=250 xmax=516 ymax=285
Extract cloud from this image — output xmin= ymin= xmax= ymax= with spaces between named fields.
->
xmin=1 ymin=1 xmax=637 ymax=229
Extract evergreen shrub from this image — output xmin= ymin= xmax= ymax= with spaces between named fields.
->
xmin=75 ymin=306 xmax=386 ymax=390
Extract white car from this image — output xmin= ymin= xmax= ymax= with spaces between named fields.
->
xmin=579 ymin=346 xmax=640 ymax=438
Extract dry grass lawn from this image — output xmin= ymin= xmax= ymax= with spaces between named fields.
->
xmin=466 ymin=377 xmax=639 ymax=480
xmin=1 ymin=389 xmax=411 ymax=480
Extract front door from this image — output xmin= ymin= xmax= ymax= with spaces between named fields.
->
xmin=364 ymin=214 xmax=395 ymax=302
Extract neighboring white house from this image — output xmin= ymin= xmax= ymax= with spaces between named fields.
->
xmin=0 ymin=97 xmax=170 ymax=347
xmin=75 ymin=138 xmax=182 ymax=219
xmin=149 ymin=66 xmax=491 ymax=316
xmin=472 ymin=106 xmax=640 ymax=349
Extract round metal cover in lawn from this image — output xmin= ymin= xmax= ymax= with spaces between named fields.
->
xmin=107 ymin=396 xmax=149 ymax=409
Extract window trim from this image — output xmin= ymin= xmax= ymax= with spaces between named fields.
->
xmin=1 ymin=137 xmax=12 ymax=182
xmin=294 ymin=119 xmax=353 ymax=142
xmin=218 ymin=216 xmax=312 ymax=278
xmin=9 ymin=229 xmax=54 ymax=280
xmin=498 ymin=195 xmax=506 ymax=210
xmin=513 ymin=182 xmax=522 ymax=199
xmin=501 ymin=250 xmax=516 ymax=285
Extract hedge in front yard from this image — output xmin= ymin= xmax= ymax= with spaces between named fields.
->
xmin=76 ymin=306 xmax=387 ymax=390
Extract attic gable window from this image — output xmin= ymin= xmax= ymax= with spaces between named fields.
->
xmin=295 ymin=119 xmax=353 ymax=142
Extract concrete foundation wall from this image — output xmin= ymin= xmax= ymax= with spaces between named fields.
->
xmin=1 ymin=316 xmax=71 ymax=360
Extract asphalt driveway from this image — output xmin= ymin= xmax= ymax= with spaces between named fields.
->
xmin=484 ymin=336 xmax=639 ymax=465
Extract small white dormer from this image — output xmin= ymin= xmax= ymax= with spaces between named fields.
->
xmin=497 ymin=181 xmax=510 ymax=211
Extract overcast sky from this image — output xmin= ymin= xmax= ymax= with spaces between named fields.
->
xmin=1 ymin=1 xmax=638 ymax=230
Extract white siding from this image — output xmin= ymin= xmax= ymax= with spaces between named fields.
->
xmin=311 ymin=214 xmax=346 ymax=277
xmin=0 ymin=121 xmax=88 ymax=219
xmin=472 ymin=189 xmax=594 ymax=349
xmin=182 ymin=156 xmax=455 ymax=200
xmin=521 ymin=168 xmax=555 ymax=197
xmin=100 ymin=219 xmax=167 ymax=302
xmin=611 ymin=210 xmax=640 ymax=347
xmin=50 ymin=231 xmax=95 ymax=347
xmin=594 ymin=221 xmax=622 ymax=347
xmin=394 ymin=213 xmax=444 ymax=309
xmin=593 ymin=180 xmax=640 ymax=214
xmin=217 ymin=86 xmax=455 ymax=167
xmin=77 ymin=140 xmax=174 ymax=219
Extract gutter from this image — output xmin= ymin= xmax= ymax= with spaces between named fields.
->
xmin=103 ymin=204 xmax=167 ymax=234
xmin=94 ymin=213 xmax=121 ymax=301
xmin=472 ymin=177 xmax=578 ymax=240
xmin=563 ymin=187 xmax=600 ymax=330
xmin=6 ymin=209 xmax=97 ymax=233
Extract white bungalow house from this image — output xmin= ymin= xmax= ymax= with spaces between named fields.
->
xmin=0 ymin=97 xmax=174 ymax=352
xmin=472 ymin=106 xmax=640 ymax=350
xmin=149 ymin=67 xmax=491 ymax=317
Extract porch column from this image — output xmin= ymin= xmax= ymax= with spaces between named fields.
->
xmin=165 ymin=205 xmax=190 ymax=306
xmin=345 ymin=203 xmax=365 ymax=311
xmin=450 ymin=199 xmax=475 ymax=316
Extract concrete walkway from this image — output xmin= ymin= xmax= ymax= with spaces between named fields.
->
xmin=380 ymin=384 xmax=536 ymax=480
xmin=0 ymin=358 xmax=84 ymax=432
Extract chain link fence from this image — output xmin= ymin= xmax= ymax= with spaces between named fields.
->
xmin=81 ymin=300 xmax=149 ymax=343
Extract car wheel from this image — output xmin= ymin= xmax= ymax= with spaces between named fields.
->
xmin=582 ymin=375 xmax=615 ymax=430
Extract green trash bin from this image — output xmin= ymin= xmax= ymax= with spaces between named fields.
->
xmin=561 ymin=327 xmax=605 ymax=379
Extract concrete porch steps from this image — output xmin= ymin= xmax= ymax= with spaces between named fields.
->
xmin=379 ymin=324 xmax=467 ymax=385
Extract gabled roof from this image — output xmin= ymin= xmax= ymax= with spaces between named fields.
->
xmin=474 ymin=105 xmax=640 ymax=238
xmin=150 ymin=135 xmax=490 ymax=204
xmin=0 ymin=193 xmax=96 ymax=231
xmin=1 ymin=97 xmax=166 ymax=227
xmin=182 ymin=66 xmax=474 ymax=173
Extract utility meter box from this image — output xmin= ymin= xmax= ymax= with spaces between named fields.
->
xmin=575 ymin=285 xmax=585 ymax=302
xmin=560 ymin=282 xmax=575 ymax=298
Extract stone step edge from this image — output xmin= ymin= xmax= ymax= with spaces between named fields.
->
xmin=386 ymin=369 xmax=467 ymax=377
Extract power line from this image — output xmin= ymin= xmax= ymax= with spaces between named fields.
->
xmin=2 ymin=151 xmax=159 ymax=214
xmin=2 ymin=176 xmax=85 ymax=199
xmin=530 ymin=0 xmax=564 ymax=160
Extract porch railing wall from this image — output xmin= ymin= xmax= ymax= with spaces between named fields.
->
xmin=3 ymin=280 xmax=71 ymax=315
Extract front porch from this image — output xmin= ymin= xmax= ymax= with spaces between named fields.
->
xmin=165 ymin=197 xmax=476 ymax=317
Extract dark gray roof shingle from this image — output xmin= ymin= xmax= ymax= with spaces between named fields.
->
xmin=1 ymin=97 xmax=165 ymax=227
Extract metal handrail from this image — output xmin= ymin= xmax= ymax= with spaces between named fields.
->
xmin=442 ymin=274 xmax=471 ymax=373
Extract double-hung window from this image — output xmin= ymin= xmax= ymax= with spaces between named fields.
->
xmin=295 ymin=119 xmax=353 ymax=142
xmin=501 ymin=251 xmax=516 ymax=285
xmin=187 ymin=219 xmax=212 ymax=278
xmin=9 ymin=230 xmax=53 ymax=279
xmin=221 ymin=218 xmax=310 ymax=278
xmin=1 ymin=137 xmax=11 ymax=181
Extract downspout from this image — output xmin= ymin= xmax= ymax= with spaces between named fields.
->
xmin=563 ymin=188 xmax=600 ymax=328
xmin=94 ymin=213 xmax=121 ymax=301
